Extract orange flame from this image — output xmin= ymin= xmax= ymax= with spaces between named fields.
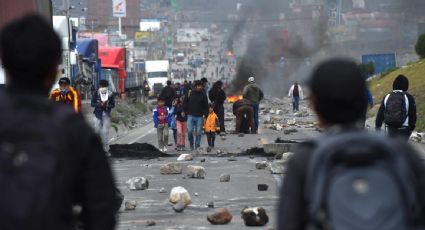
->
xmin=227 ymin=95 xmax=243 ymax=103
xmin=227 ymin=51 xmax=233 ymax=57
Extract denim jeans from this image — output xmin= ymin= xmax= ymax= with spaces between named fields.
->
xmin=94 ymin=112 xmax=110 ymax=151
xmin=252 ymin=103 xmax=259 ymax=132
xmin=292 ymin=96 xmax=300 ymax=111
xmin=187 ymin=115 xmax=203 ymax=148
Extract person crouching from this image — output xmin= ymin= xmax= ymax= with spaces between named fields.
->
xmin=233 ymin=98 xmax=255 ymax=134
xmin=204 ymin=103 xmax=220 ymax=150
xmin=153 ymin=97 xmax=171 ymax=152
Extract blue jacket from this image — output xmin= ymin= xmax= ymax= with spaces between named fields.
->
xmin=152 ymin=106 xmax=172 ymax=128
xmin=169 ymin=107 xmax=177 ymax=129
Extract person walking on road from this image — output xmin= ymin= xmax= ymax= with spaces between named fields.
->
xmin=233 ymin=98 xmax=255 ymax=134
xmin=204 ymin=103 xmax=220 ymax=150
xmin=184 ymin=80 xmax=209 ymax=150
xmin=209 ymin=80 xmax=226 ymax=134
xmin=49 ymin=77 xmax=82 ymax=113
xmin=288 ymin=81 xmax=304 ymax=112
xmin=243 ymin=76 xmax=264 ymax=133
xmin=159 ymin=80 xmax=176 ymax=109
xmin=279 ymin=59 xmax=425 ymax=230
xmin=153 ymin=97 xmax=172 ymax=152
xmin=174 ymin=96 xmax=187 ymax=151
xmin=0 ymin=14 xmax=117 ymax=230
xmin=91 ymin=79 xmax=115 ymax=151
xmin=375 ymin=75 xmax=417 ymax=140
xmin=142 ymin=80 xmax=150 ymax=103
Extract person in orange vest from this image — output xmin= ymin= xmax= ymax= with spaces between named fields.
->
xmin=49 ymin=77 xmax=82 ymax=113
xmin=204 ymin=103 xmax=220 ymax=151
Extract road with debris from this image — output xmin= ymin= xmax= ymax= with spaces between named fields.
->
xmin=109 ymin=98 xmax=320 ymax=229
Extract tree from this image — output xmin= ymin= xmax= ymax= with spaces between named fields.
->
xmin=415 ymin=33 xmax=425 ymax=59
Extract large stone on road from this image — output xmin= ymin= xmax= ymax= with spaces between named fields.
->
xmin=219 ymin=174 xmax=230 ymax=182
xmin=186 ymin=165 xmax=206 ymax=179
xmin=177 ymin=153 xmax=193 ymax=161
xmin=241 ymin=207 xmax=269 ymax=226
xmin=160 ymin=162 xmax=183 ymax=174
xmin=126 ymin=177 xmax=149 ymax=190
xmin=124 ymin=200 xmax=137 ymax=211
xmin=269 ymin=153 xmax=294 ymax=174
xmin=256 ymin=161 xmax=268 ymax=170
xmin=207 ymin=208 xmax=233 ymax=225
xmin=169 ymin=186 xmax=192 ymax=206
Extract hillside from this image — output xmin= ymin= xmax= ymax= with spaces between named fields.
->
xmin=369 ymin=59 xmax=425 ymax=131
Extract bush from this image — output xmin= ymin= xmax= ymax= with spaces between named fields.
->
xmin=359 ymin=62 xmax=375 ymax=78
xmin=415 ymin=33 xmax=425 ymax=59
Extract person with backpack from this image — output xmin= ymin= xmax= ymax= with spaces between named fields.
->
xmin=153 ymin=97 xmax=172 ymax=152
xmin=375 ymin=75 xmax=417 ymax=140
xmin=288 ymin=81 xmax=304 ymax=112
xmin=209 ymin=80 xmax=226 ymax=134
xmin=243 ymin=76 xmax=264 ymax=134
xmin=279 ymin=59 xmax=425 ymax=230
xmin=142 ymin=80 xmax=150 ymax=103
xmin=0 ymin=15 xmax=117 ymax=230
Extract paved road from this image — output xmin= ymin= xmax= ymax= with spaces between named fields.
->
xmin=110 ymin=100 xmax=319 ymax=229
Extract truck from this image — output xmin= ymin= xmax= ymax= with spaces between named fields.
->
xmin=99 ymin=47 xmax=126 ymax=95
xmin=145 ymin=60 xmax=170 ymax=97
xmin=52 ymin=15 xmax=78 ymax=90
xmin=99 ymin=47 xmax=144 ymax=99
xmin=76 ymin=39 xmax=101 ymax=98
xmin=0 ymin=0 xmax=53 ymax=87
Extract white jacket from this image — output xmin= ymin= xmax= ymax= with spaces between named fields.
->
xmin=288 ymin=84 xmax=304 ymax=100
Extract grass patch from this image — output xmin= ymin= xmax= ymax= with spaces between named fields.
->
xmin=110 ymin=101 xmax=150 ymax=128
xmin=369 ymin=59 xmax=425 ymax=131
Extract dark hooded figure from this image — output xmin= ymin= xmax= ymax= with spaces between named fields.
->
xmin=376 ymin=74 xmax=417 ymax=140
xmin=208 ymin=80 xmax=226 ymax=133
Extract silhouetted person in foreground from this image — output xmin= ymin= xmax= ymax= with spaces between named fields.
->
xmin=0 ymin=15 xmax=116 ymax=230
xmin=376 ymin=74 xmax=417 ymax=140
xmin=279 ymin=59 xmax=425 ymax=230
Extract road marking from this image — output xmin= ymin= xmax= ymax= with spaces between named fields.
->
xmin=129 ymin=127 xmax=155 ymax=144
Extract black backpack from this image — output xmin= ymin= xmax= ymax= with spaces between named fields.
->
xmin=384 ymin=91 xmax=408 ymax=127
xmin=306 ymin=131 xmax=422 ymax=230
xmin=0 ymin=91 xmax=75 ymax=229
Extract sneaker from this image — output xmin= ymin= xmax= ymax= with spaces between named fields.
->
xmin=163 ymin=147 xmax=167 ymax=152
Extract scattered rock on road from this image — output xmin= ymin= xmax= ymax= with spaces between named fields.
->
xmin=258 ymin=184 xmax=269 ymax=191
xmin=187 ymin=165 xmax=206 ymax=179
xmin=228 ymin=156 xmax=237 ymax=161
xmin=207 ymin=208 xmax=233 ymax=225
xmin=200 ymin=158 xmax=206 ymax=162
xmin=177 ymin=153 xmax=193 ymax=161
xmin=173 ymin=201 xmax=186 ymax=213
xmin=270 ymin=160 xmax=287 ymax=174
xmin=146 ymin=220 xmax=156 ymax=226
xmin=256 ymin=161 xmax=268 ymax=170
xmin=169 ymin=186 xmax=192 ymax=206
xmin=160 ymin=163 xmax=183 ymax=174
xmin=281 ymin=152 xmax=295 ymax=162
xmin=124 ymin=200 xmax=137 ymax=211
xmin=219 ymin=174 xmax=231 ymax=182
xmin=159 ymin=187 xmax=166 ymax=193
xmin=126 ymin=177 xmax=149 ymax=190
xmin=207 ymin=201 xmax=215 ymax=208
xmin=241 ymin=207 xmax=269 ymax=226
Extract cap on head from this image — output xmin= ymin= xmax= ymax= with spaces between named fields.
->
xmin=248 ymin=77 xmax=255 ymax=83
xmin=58 ymin=77 xmax=70 ymax=85
xmin=393 ymin=74 xmax=409 ymax=91
xmin=309 ymin=58 xmax=367 ymax=125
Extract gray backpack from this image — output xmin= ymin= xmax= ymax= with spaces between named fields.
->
xmin=306 ymin=131 xmax=422 ymax=230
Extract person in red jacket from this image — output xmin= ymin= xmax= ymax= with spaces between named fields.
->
xmin=49 ymin=77 xmax=82 ymax=113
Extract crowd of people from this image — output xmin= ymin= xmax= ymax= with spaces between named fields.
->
xmin=1 ymin=14 xmax=425 ymax=230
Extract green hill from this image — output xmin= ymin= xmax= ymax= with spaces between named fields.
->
xmin=369 ymin=59 xmax=425 ymax=131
